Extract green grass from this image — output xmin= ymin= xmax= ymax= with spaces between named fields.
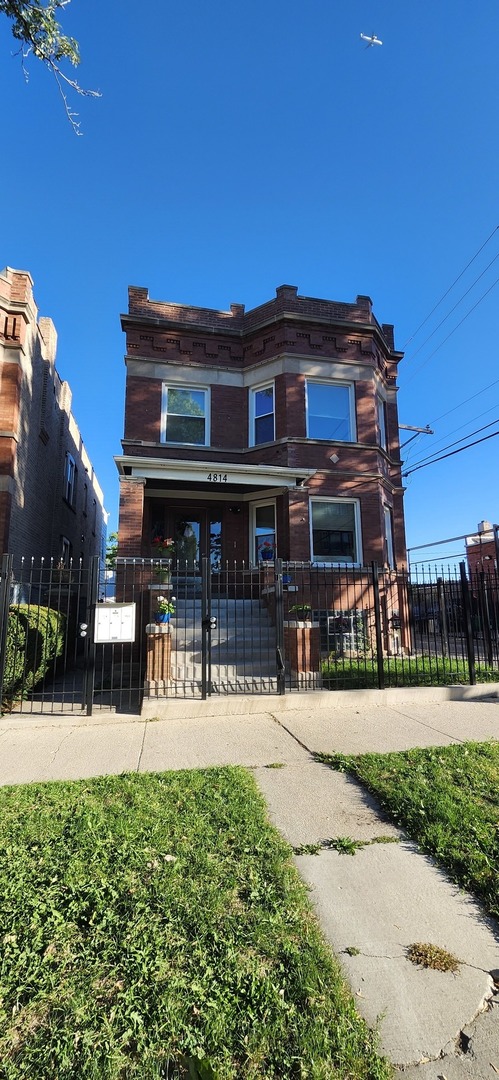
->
xmin=0 ymin=768 xmax=392 ymax=1080
xmin=316 ymin=742 xmax=499 ymax=919
xmin=321 ymin=656 xmax=498 ymax=690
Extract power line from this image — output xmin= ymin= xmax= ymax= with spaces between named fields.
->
xmin=403 ymin=427 xmax=499 ymax=478
xmin=404 ymin=417 xmax=499 ymax=470
xmin=404 ymin=251 xmax=499 ymax=367
xmin=404 ymin=274 xmax=499 ymax=386
xmin=429 ymin=377 xmax=499 ymax=426
xmin=403 ymin=225 xmax=499 ymax=348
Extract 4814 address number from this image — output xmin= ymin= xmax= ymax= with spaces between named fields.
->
xmin=206 ymin=473 xmax=228 ymax=483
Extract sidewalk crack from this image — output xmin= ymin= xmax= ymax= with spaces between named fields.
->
xmin=136 ymin=723 xmax=147 ymax=773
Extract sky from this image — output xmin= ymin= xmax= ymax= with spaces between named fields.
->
xmin=1 ymin=0 xmax=498 ymax=567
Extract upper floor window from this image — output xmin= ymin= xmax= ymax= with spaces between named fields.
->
xmin=377 ymin=396 xmax=388 ymax=452
xmin=250 ymin=384 xmax=275 ymax=445
xmin=306 ymin=381 xmax=355 ymax=442
xmin=310 ymin=498 xmax=362 ymax=565
xmin=162 ymin=386 xmax=208 ymax=445
xmin=64 ymin=452 xmax=77 ymax=507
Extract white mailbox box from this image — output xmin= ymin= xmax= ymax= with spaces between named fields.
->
xmin=94 ymin=603 xmax=136 ymax=644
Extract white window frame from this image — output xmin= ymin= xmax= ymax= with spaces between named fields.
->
xmin=309 ymin=497 xmax=362 ymax=566
xmin=249 ymin=382 xmax=275 ymax=447
xmin=383 ymin=504 xmax=395 ymax=569
xmin=377 ymin=396 xmax=388 ymax=452
xmin=161 ymin=384 xmax=210 ymax=447
xmin=250 ymin=499 xmax=277 ymax=566
xmin=305 ymin=379 xmax=356 ymax=443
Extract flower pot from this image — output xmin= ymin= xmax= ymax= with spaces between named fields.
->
xmin=154 ymin=612 xmax=170 ymax=624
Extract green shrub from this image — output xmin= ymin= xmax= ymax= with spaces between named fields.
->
xmin=2 ymin=605 xmax=66 ymax=706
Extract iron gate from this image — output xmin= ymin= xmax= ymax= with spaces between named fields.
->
xmin=0 ymin=555 xmax=498 ymax=715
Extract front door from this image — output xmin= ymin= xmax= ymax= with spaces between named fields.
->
xmin=169 ymin=510 xmax=222 ymax=571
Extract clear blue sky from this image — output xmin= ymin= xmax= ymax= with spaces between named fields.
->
xmin=1 ymin=0 xmax=498 ymax=566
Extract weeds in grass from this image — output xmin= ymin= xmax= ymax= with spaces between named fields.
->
xmin=264 ymin=762 xmax=285 ymax=769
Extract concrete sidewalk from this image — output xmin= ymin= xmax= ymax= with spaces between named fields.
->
xmin=1 ymin=691 xmax=498 ymax=1077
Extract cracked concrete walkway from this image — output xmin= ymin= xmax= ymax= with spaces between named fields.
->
xmin=1 ymin=691 xmax=498 ymax=1075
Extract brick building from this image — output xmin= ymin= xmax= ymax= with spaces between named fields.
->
xmin=466 ymin=521 xmax=499 ymax=573
xmin=0 ymin=266 xmax=106 ymax=563
xmin=116 ymin=284 xmax=407 ymax=569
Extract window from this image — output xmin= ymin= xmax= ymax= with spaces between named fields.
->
xmin=251 ymin=502 xmax=276 ymax=564
xmin=384 ymin=505 xmax=395 ymax=569
xmin=377 ymin=396 xmax=388 ymax=452
xmin=162 ymin=386 xmax=208 ymax=445
xmin=64 ymin=453 xmax=77 ymax=506
xmin=310 ymin=499 xmax=361 ymax=564
xmin=306 ymin=381 xmax=354 ymax=442
xmin=250 ymin=384 xmax=274 ymax=445
xmin=60 ymin=536 xmax=72 ymax=568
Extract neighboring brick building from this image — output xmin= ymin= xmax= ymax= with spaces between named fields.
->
xmin=466 ymin=521 xmax=499 ymax=573
xmin=116 ymin=283 xmax=407 ymax=569
xmin=0 ymin=266 xmax=107 ymax=563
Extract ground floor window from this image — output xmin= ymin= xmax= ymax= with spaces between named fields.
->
xmin=251 ymin=501 xmax=276 ymax=563
xmin=384 ymin=505 xmax=395 ymax=569
xmin=310 ymin=498 xmax=361 ymax=564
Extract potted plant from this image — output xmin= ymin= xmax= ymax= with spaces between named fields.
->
xmin=288 ymin=603 xmax=312 ymax=622
xmin=154 ymin=595 xmax=176 ymax=624
xmin=151 ymin=536 xmax=175 ymax=581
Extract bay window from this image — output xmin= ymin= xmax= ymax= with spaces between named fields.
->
xmin=310 ymin=498 xmax=361 ymax=564
xmin=306 ymin=381 xmax=355 ymax=442
xmin=250 ymin=384 xmax=275 ymax=445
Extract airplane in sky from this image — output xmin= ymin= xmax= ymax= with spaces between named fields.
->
xmin=360 ymin=33 xmax=383 ymax=48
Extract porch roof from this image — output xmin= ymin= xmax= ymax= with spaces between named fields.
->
xmin=115 ymin=455 xmax=316 ymax=490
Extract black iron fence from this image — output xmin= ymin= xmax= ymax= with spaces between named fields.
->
xmin=0 ymin=555 xmax=498 ymax=714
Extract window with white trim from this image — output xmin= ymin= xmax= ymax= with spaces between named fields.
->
xmin=384 ymin=505 xmax=395 ymax=569
xmin=251 ymin=501 xmax=276 ymax=564
xmin=306 ymin=381 xmax=355 ymax=442
xmin=162 ymin=386 xmax=208 ymax=445
xmin=310 ymin=499 xmax=361 ymax=564
xmin=377 ymin=396 xmax=388 ymax=452
xmin=250 ymin=384 xmax=275 ymax=445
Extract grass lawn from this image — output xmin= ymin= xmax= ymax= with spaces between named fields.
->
xmin=0 ymin=767 xmax=391 ymax=1080
xmin=321 ymin=656 xmax=498 ymax=690
xmin=316 ymin=741 xmax=499 ymax=919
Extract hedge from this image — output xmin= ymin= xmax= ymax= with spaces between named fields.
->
xmin=2 ymin=605 xmax=66 ymax=706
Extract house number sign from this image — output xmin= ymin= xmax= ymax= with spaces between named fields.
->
xmin=94 ymin=603 xmax=136 ymax=644
xmin=206 ymin=473 xmax=228 ymax=483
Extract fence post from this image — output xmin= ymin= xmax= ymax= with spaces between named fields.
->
xmin=0 ymin=554 xmax=13 ymax=707
xmin=274 ymin=558 xmax=285 ymax=695
xmin=371 ymin=562 xmax=385 ymax=690
xmin=201 ymin=556 xmax=210 ymax=700
xmin=83 ymin=555 xmax=100 ymax=716
xmin=459 ymin=561 xmax=476 ymax=685
xmin=437 ymin=577 xmax=449 ymax=658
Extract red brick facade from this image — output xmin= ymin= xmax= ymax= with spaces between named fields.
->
xmin=117 ymin=284 xmax=407 ymax=568
xmin=0 ymin=266 xmax=106 ymax=563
